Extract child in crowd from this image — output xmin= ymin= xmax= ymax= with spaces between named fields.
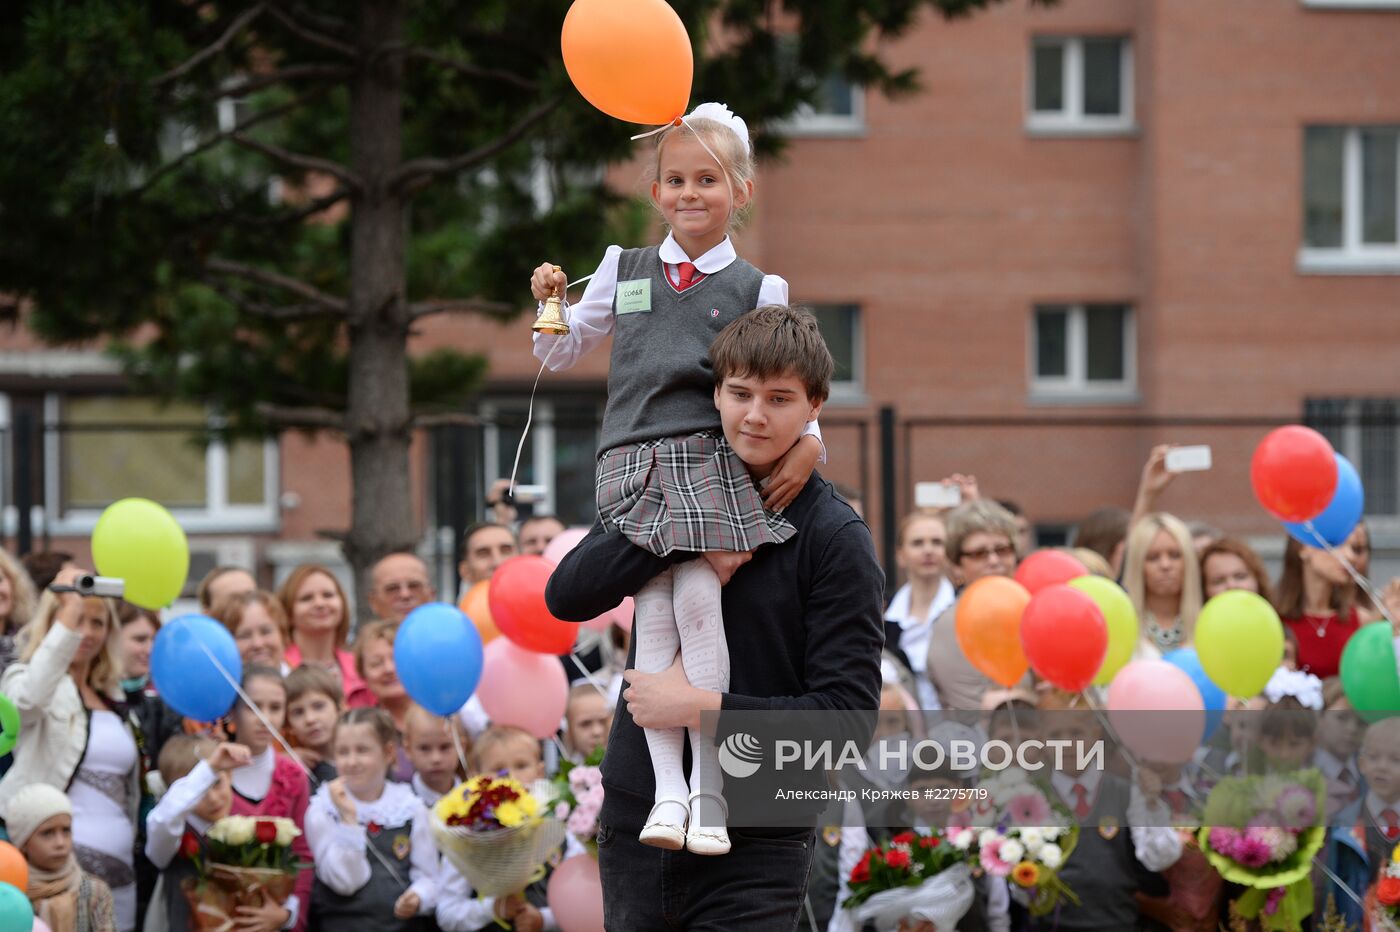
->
xmin=1257 ymin=668 xmax=1323 ymax=771
xmin=531 ymin=100 xmax=827 ymax=856
xmin=145 ymin=736 xmax=299 ymax=930
xmin=1323 ymin=716 xmax=1400 ymax=929
xmin=404 ymin=703 xmax=468 ymax=807
xmin=562 ymin=684 xmax=611 ymax=763
xmin=437 ymin=725 xmax=583 ymax=932
xmin=305 ymin=708 xmax=438 ymax=929
xmin=228 ymin=665 xmax=315 ymax=930
xmin=4 ymin=783 xmax=117 ymax=931
xmin=1030 ymin=691 xmax=1182 ymax=932
xmin=1315 ymin=676 xmax=1367 ymax=821
xmin=287 ymin=664 xmax=344 ymax=785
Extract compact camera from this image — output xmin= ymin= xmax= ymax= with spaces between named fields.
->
xmin=50 ymin=575 xmax=126 ymax=598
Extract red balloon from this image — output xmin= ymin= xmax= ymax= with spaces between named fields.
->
xmin=1013 ymin=550 xmax=1088 ymax=595
xmin=1250 ymin=426 xmax=1338 ymax=522
xmin=1019 ymin=584 xmax=1107 ymax=693
xmin=489 ymin=556 xmax=579 ymax=654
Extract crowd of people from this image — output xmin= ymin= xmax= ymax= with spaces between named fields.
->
xmin=0 ymin=527 xmax=616 ymax=932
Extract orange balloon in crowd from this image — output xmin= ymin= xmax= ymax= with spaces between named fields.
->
xmin=459 ymin=580 xmax=499 ymax=646
xmin=0 ymin=841 xmax=27 ymax=893
xmin=954 ymin=576 xmax=1032 ymax=688
xmin=489 ymin=556 xmax=579 ymax=655
xmin=561 ymin=0 xmax=694 ymax=124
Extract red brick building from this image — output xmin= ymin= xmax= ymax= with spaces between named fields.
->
xmin=4 ymin=0 xmax=1398 ymax=598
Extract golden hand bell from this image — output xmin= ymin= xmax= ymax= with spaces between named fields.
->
xmin=532 ymin=264 xmax=570 ymax=335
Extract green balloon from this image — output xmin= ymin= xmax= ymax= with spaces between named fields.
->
xmin=0 ymin=694 xmax=17 ymax=757
xmin=91 ymin=498 xmax=190 ymax=610
xmin=0 ymin=881 xmax=31 ymax=931
xmin=1195 ymin=590 xmax=1284 ymax=699
xmin=1340 ymin=622 xmax=1400 ymax=723
xmin=1068 ymin=576 xmax=1138 ymax=686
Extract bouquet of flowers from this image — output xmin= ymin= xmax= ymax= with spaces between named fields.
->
xmin=1371 ymin=848 xmax=1400 ymax=931
xmin=432 ymin=775 xmax=565 ymax=897
xmin=950 ymin=769 xmax=1079 ymax=917
xmin=551 ymin=747 xmax=604 ymax=856
xmin=180 ymin=816 xmax=303 ymax=931
xmin=1197 ymin=770 xmax=1327 ymax=931
xmin=842 ymin=831 xmax=976 ymax=932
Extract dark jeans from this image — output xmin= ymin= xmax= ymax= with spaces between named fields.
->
xmin=597 ymin=822 xmax=816 ymax=931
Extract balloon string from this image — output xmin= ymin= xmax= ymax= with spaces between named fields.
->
xmin=1313 ymin=855 xmax=1365 ymax=908
xmin=449 ymin=717 xmax=471 ymax=779
xmin=567 ymin=651 xmax=610 ymax=701
xmin=631 ymin=114 xmax=739 ymax=230
xmin=194 ymin=641 xmax=315 ymax=784
xmin=1079 ymin=689 xmax=1144 ymax=772
xmin=1304 ymin=519 xmax=1395 ymax=628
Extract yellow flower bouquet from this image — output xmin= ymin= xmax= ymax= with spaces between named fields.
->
xmin=431 ymin=776 xmax=565 ymax=897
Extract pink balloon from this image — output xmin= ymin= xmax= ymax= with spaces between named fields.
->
xmin=583 ymin=595 xmax=635 ymax=634
xmin=476 ymin=639 xmax=569 ymax=739
xmin=34 ymin=921 xmax=51 ymax=932
xmin=1106 ymin=660 xmax=1206 ymax=765
xmin=543 ymin=527 xmax=591 ymax=566
xmin=546 ymin=854 xmax=605 ymax=932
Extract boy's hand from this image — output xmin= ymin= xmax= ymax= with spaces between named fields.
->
xmin=701 ymin=550 xmax=752 ymax=586
xmin=207 ymin=742 xmax=253 ymax=773
xmin=393 ymin=890 xmax=421 ymax=920
xmin=328 ymin=778 xmax=357 ymax=825
xmin=763 ymin=434 xmax=821 ymax=513
xmin=233 ymin=891 xmax=290 ymax=931
xmin=513 ymin=904 xmax=545 ymax=932
xmin=530 ymin=262 xmax=567 ymax=302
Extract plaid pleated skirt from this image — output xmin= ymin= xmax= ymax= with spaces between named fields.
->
xmin=595 ymin=431 xmax=797 ymax=557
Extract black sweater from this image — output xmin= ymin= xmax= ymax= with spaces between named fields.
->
xmin=546 ymin=473 xmax=886 ymax=836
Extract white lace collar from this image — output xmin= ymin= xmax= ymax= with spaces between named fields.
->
xmin=311 ymin=780 xmax=424 ymax=827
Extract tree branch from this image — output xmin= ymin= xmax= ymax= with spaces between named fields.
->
xmin=256 ymin=402 xmax=347 ymax=431
xmin=205 ymin=257 xmax=348 ymax=312
xmin=229 ymin=133 xmax=364 ymax=191
xmin=408 ymin=298 xmax=514 ymax=321
xmin=412 ymin=412 xmax=482 ymax=430
xmin=254 ymin=186 xmax=352 ymax=226
xmin=404 ymin=47 xmax=537 ymax=90
xmin=201 ymin=64 xmax=354 ymax=102
xmin=265 ymin=4 xmax=357 ymax=58
xmin=287 ymin=4 xmax=351 ymax=38
xmin=154 ymin=3 xmax=267 ymax=88
xmin=391 ymin=95 xmax=564 ymax=196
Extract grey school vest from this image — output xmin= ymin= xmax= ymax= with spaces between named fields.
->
xmin=598 ymin=245 xmax=765 ymax=455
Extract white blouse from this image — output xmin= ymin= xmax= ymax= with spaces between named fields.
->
xmin=304 ymin=781 xmax=438 ymax=913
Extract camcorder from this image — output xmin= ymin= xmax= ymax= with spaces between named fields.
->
xmin=49 ymin=575 xmax=125 ymax=598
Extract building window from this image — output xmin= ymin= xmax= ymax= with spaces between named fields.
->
xmin=480 ymin=397 xmax=603 ymax=527
xmin=809 ymin=304 xmax=863 ymax=398
xmin=1305 ymin=398 xmax=1399 ymax=517
xmin=45 ymin=395 xmax=279 ymax=533
xmin=1028 ymin=36 xmax=1134 ymax=135
xmin=1301 ymin=125 xmax=1400 ymax=273
xmin=773 ymin=37 xmax=865 ymax=137
xmin=1030 ymin=304 xmax=1136 ymax=402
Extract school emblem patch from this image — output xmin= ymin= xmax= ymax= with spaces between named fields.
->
xmin=393 ymin=834 xmax=411 ymax=860
xmin=822 ymin=825 xmax=841 ymax=847
xmin=1098 ymin=817 xmax=1120 ymax=841
xmin=710 ymin=308 xmax=720 ymax=317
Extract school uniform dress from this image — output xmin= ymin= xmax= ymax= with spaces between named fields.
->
xmin=533 ymin=234 xmax=823 ymax=558
xmin=306 ymin=781 xmax=438 ymax=932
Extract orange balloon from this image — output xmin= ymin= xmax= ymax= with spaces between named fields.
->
xmin=562 ymin=0 xmax=693 ymax=125
xmin=459 ymin=581 xmax=499 ymax=646
xmin=0 ymin=840 xmax=27 ymax=891
xmin=955 ymin=576 xmax=1032 ymax=688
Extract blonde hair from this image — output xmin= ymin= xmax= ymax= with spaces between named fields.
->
xmin=277 ymin=565 xmax=351 ymax=649
xmin=652 ymin=117 xmax=755 ymax=233
xmin=158 ymin=734 xmax=218 ymax=787
xmin=1070 ymin=547 xmax=1114 ymax=578
xmin=945 ymin=500 xmax=1019 ymax=564
xmin=472 ymin=725 xmax=540 ymax=775
xmin=20 ymin=590 xmax=123 ymax=698
xmin=0 ymin=548 xmax=36 ymax=634
xmin=353 ymin=620 xmax=397 ymax=681
xmin=1122 ymin=513 xmax=1203 ymax=641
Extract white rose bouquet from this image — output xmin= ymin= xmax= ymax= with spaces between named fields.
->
xmin=182 ymin=815 xmax=304 ymax=930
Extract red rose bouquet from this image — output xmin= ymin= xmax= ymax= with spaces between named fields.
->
xmin=181 ymin=816 xmax=303 ymax=931
xmin=1371 ymin=847 xmax=1400 ymax=931
xmin=842 ymin=831 xmax=976 ymax=932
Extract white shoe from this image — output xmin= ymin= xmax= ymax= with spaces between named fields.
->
xmin=639 ymin=799 xmax=687 ymax=850
xmin=685 ymin=791 xmax=731 ymax=856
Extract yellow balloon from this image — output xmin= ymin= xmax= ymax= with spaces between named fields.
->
xmin=91 ymin=498 xmax=189 ymax=609
xmin=1195 ymin=590 xmax=1284 ymax=698
xmin=1068 ymin=576 xmax=1138 ymax=686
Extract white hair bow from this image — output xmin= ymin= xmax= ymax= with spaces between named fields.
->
xmin=684 ymin=102 xmax=751 ymax=153
xmin=1263 ymin=667 xmax=1324 ymax=711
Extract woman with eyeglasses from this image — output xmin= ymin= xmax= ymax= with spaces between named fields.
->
xmin=1121 ymin=513 xmax=1203 ymax=659
xmin=925 ymin=500 xmax=1022 ymax=710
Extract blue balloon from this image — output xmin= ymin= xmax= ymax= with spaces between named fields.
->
xmin=1284 ymin=453 xmax=1364 ymax=549
xmin=0 ymin=880 xmax=33 ymax=930
xmin=151 ymin=615 xmax=242 ymax=722
xmin=1162 ymin=647 xmax=1225 ymax=742
xmin=395 ymin=603 xmax=484 ymax=717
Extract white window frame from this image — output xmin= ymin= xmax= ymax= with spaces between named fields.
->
xmin=1029 ymin=304 xmax=1139 ymax=404
xmin=1298 ymin=126 xmax=1400 ymax=274
xmin=1308 ymin=399 xmax=1400 ymax=527
xmin=1026 ymin=36 xmax=1136 ymax=136
xmin=40 ymin=393 xmax=281 ymax=535
xmin=780 ymin=82 xmax=867 ymax=138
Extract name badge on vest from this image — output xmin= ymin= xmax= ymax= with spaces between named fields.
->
xmin=616 ymin=279 xmax=652 ymax=314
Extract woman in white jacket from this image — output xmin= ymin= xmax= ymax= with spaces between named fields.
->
xmin=0 ymin=567 xmax=143 ymax=932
